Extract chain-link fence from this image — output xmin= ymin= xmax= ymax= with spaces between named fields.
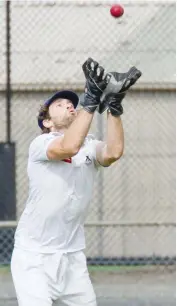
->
xmin=0 ymin=0 xmax=175 ymax=266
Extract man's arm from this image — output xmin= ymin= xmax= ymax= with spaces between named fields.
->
xmin=48 ymin=57 xmax=107 ymax=161
xmin=96 ymin=66 xmax=141 ymax=166
xmin=47 ymin=109 xmax=94 ymax=160
xmin=96 ymin=113 xmax=124 ymax=167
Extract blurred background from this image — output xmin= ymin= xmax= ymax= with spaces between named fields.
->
xmin=0 ymin=1 xmax=176 ymax=305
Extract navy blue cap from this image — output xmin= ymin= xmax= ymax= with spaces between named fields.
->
xmin=38 ymin=90 xmax=79 ymax=129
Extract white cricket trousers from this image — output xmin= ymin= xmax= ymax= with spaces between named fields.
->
xmin=11 ymin=247 xmax=97 ymax=306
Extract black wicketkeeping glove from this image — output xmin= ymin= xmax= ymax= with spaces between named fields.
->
xmin=98 ymin=66 xmax=142 ymax=116
xmin=80 ymin=58 xmax=110 ymax=113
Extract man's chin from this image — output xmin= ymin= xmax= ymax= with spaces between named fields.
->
xmin=68 ymin=115 xmax=76 ymax=125
xmin=71 ymin=116 xmax=76 ymax=123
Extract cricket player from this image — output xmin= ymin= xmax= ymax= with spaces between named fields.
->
xmin=11 ymin=58 xmax=141 ymax=306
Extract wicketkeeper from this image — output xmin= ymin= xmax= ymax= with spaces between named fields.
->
xmin=11 ymin=58 xmax=141 ymax=306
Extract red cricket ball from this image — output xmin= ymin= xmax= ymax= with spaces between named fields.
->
xmin=110 ymin=4 xmax=124 ymax=18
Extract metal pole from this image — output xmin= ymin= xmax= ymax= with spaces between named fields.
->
xmin=6 ymin=0 xmax=11 ymax=143
xmin=97 ymin=113 xmax=104 ymax=257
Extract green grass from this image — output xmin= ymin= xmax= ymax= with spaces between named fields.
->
xmin=88 ymin=265 xmax=152 ymax=272
xmin=0 ymin=265 xmax=10 ymax=274
xmin=0 ymin=264 xmax=159 ymax=274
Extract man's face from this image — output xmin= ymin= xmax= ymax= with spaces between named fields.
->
xmin=45 ymin=98 xmax=77 ymax=130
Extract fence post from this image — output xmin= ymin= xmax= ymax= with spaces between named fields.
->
xmin=6 ymin=0 xmax=11 ymax=143
xmin=97 ymin=113 xmax=104 ymax=258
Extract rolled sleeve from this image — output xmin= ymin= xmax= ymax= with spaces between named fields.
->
xmin=29 ymin=134 xmax=57 ymax=162
xmin=87 ymin=135 xmax=105 ymax=168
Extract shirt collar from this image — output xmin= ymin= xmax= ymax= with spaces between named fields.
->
xmin=50 ymin=131 xmax=64 ymax=136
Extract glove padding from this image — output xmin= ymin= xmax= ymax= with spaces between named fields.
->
xmin=80 ymin=58 xmax=109 ymax=113
xmin=98 ymin=66 xmax=142 ymax=116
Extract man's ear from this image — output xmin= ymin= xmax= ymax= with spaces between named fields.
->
xmin=42 ymin=119 xmax=52 ymax=129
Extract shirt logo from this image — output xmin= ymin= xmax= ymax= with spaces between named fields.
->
xmin=85 ymin=155 xmax=92 ymax=165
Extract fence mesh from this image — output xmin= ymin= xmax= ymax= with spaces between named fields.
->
xmin=0 ymin=0 xmax=175 ymax=265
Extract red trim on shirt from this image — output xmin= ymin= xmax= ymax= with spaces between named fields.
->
xmin=62 ymin=158 xmax=72 ymax=163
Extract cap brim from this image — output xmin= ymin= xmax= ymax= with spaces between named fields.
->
xmin=45 ymin=90 xmax=79 ymax=109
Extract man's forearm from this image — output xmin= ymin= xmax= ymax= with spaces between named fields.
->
xmin=63 ymin=109 xmax=94 ymax=151
xmin=106 ymin=113 xmax=124 ymax=159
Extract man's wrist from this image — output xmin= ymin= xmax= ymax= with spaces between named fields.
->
xmin=107 ymin=109 xmax=122 ymax=117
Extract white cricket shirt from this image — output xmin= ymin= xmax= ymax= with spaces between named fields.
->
xmin=14 ymin=132 xmax=102 ymax=253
